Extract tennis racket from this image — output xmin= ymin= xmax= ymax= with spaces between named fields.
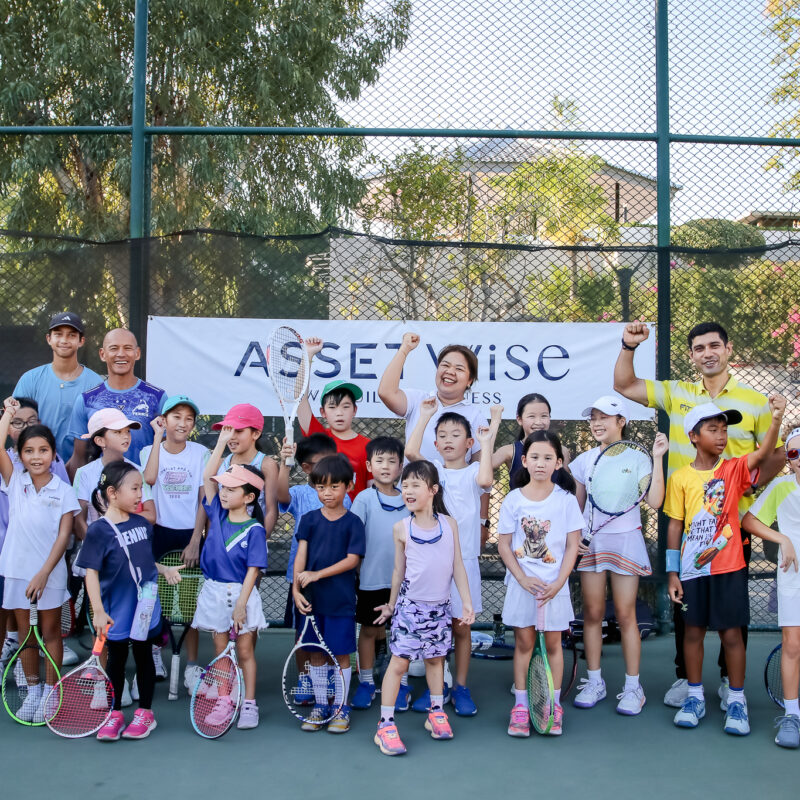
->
xmin=2 ymin=602 xmax=61 ymax=726
xmin=282 ymin=587 xmax=345 ymax=725
xmin=266 ymin=325 xmax=310 ymax=467
xmin=44 ymin=627 xmax=113 ymax=737
xmin=560 ymin=626 xmax=579 ymax=700
xmin=581 ymin=440 xmax=653 ymax=550
xmin=157 ymin=550 xmax=204 ymax=700
xmin=471 ymin=614 xmax=515 ymax=660
xmin=765 ymin=643 xmax=783 ymax=708
xmin=189 ymin=627 xmax=243 ymax=738
xmin=527 ymin=598 xmax=555 ymax=735
xmin=60 ymin=598 xmax=77 ymax=639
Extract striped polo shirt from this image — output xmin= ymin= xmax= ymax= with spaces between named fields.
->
xmin=644 ymin=375 xmax=780 ymax=511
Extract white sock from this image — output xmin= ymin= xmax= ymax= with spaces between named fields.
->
xmin=7 ymin=632 xmax=18 ymax=642
xmin=624 ymin=674 xmax=640 ymax=691
xmin=430 ymin=694 xmax=444 ymax=711
xmin=514 ymin=689 xmax=528 ymax=707
xmin=554 ymin=689 xmax=561 ymax=704
xmin=687 ymin=682 xmax=704 ymax=700
xmin=359 ymin=667 xmax=374 ymax=684
xmin=588 ymin=668 xmax=602 ymax=685
xmin=380 ymin=704 xmax=394 ymax=722
xmin=400 ymin=672 xmax=409 ymax=687
xmin=785 ymin=697 xmax=800 ymax=717
xmin=310 ymin=665 xmax=328 ymax=706
xmin=727 ymin=687 xmax=745 ymax=706
xmin=338 ymin=667 xmax=351 ymax=706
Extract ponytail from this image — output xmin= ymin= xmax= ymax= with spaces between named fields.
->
xmin=401 ymin=460 xmax=450 ymax=517
xmin=513 ymin=431 xmax=576 ymax=495
xmin=92 ymin=460 xmax=138 ymax=516
xmin=237 ymin=464 xmax=266 ymax=526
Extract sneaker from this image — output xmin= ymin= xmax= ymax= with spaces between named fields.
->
xmin=62 ymin=644 xmax=79 ymax=666
xmin=96 ymin=710 xmax=126 ymax=741
xmin=451 ymin=684 xmax=478 ymax=716
xmin=121 ymin=679 xmax=132 ymax=708
xmin=774 ymin=714 xmax=800 ymax=749
xmin=425 ymin=709 xmax=453 ymax=739
xmin=184 ymin=665 xmax=204 ymax=693
xmin=36 ymin=686 xmax=58 ymax=723
xmin=374 ymin=720 xmax=407 ymax=755
xmin=411 ymin=684 xmax=451 ymax=713
xmin=351 ymin=681 xmax=377 ymax=710
xmin=91 ymin=678 xmax=110 ymax=711
xmin=573 ymin=678 xmax=607 ymax=709
xmin=301 ymin=705 xmax=328 ymax=732
xmin=395 ymin=684 xmax=412 ymax=712
xmin=0 ymin=636 xmax=18 ymax=663
xmin=723 ymin=701 xmax=750 ymax=736
xmin=408 ymin=659 xmax=425 ymax=678
xmin=122 ymin=708 xmax=157 ymax=739
xmin=327 ymin=667 xmax=335 ymax=701
xmin=204 ymin=696 xmax=236 ymax=728
xmin=236 ymin=701 xmax=259 ymax=730
xmin=443 ymin=660 xmax=453 ymax=688
xmin=17 ymin=684 xmax=43 ymax=723
xmin=130 ymin=675 xmax=139 ymax=701
xmin=616 ymin=685 xmax=646 ymax=716
xmin=327 ymin=705 xmax=351 ymax=734
xmin=548 ymin=703 xmax=564 ymax=736
xmin=674 ymin=696 xmax=706 ymax=728
xmin=152 ymin=646 xmax=167 ymax=681
xmin=718 ymin=677 xmax=730 ymax=712
xmin=663 ymin=678 xmax=689 ymax=708
xmin=294 ymin=674 xmax=314 ymax=706
xmin=507 ymin=704 xmax=530 ymax=737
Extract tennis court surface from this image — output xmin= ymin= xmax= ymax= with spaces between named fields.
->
xmin=2 ymin=631 xmax=793 ymax=800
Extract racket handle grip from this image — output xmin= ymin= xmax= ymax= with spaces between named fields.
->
xmin=168 ymin=654 xmax=180 ymax=700
xmin=285 ymin=425 xmax=295 ymax=467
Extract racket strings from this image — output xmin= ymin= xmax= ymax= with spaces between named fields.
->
xmin=157 ymin=552 xmax=204 ymax=623
xmin=590 ymin=443 xmax=652 ymax=515
xmin=191 ymin=655 xmax=241 ymax=737
xmin=766 ymin=648 xmax=783 ymax=707
xmin=283 ymin=643 xmax=343 ymax=722
xmin=267 ymin=327 xmax=308 ymax=403
xmin=3 ymin=638 xmax=56 ymax=724
xmin=528 ymin=652 xmax=553 ymax=733
xmin=45 ymin=668 xmax=114 ymax=737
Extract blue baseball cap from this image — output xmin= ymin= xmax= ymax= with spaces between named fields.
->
xmin=161 ymin=395 xmax=200 ymax=416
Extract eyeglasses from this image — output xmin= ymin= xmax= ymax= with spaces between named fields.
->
xmin=373 ymin=487 xmax=405 ymax=512
xmin=9 ymin=417 xmax=39 ymax=430
xmin=408 ymin=514 xmax=444 ymax=545
xmin=788 ymin=448 xmax=800 ymax=461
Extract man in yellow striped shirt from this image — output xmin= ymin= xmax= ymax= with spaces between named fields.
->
xmin=613 ymin=320 xmax=785 ymax=709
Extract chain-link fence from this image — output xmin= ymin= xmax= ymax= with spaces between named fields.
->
xmin=2 ymin=0 xmax=800 ymax=629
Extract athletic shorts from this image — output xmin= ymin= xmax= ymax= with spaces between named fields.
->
xmin=152 ymin=525 xmax=194 ymax=561
xmin=389 ymin=582 xmax=452 ymax=661
xmin=356 ymin=587 xmax=390 ymax=626
xmin=284 ymin=584 xmax=302 ymax=629
xmin=191 ymin=579 xmax=267 ymax=635
xmin=681 ymin=568 xmax=749 ymax=630
xmin=296 ymin=612 xmax=356 ymax=657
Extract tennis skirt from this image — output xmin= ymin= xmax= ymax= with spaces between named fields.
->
xmin=450 ymin=556 xmax=482 ymax=619
xmin=576 ymin=529 xmax=652 ymax=577
xmin=501 ymin=576 xmax=573 ymax=632
xmin=390 ymin=586 xmax=452 ymax=661
xmin=191 ymin=579 xmax=267 ymax=635
xmin=2 ymin=577 xmax=69 ymax=611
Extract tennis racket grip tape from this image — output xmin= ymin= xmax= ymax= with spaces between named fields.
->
xmin=169 ymin=654 xmax=180 ymax=700
xmin=285 ymin=425 xmax=295 ymax=467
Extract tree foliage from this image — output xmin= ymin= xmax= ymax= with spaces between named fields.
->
xmin=671 ymin=218 xmax=766 ymax=269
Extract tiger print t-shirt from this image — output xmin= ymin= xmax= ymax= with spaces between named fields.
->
xmin=497 ymin=486 xmax=585 ymax=591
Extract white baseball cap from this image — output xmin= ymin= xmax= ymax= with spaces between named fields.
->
xmin=581 ymin=395 xmax=630 ymax=420
xmin=82 ymin=408 xmax=142 ymax=438
xmin=683 ymin=402 xmax=743 ymax=437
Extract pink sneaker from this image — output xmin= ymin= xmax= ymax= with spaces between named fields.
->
xmin=374 ymin=721 xmax=407 ymax=756
xmin=424 ymin=709 xmax=453 ymax=739
xmin=548 ymin=703 xmax=563 ymax=736
xmin=122 ymin=708 xmax=157 ymax=739
xmin=204 ymin=696 xmax=235 ymax=728
xmin=96 ymin=710 xmax=126 ymax=741
xmin=507 ymin=704 xmax=530 ymax=737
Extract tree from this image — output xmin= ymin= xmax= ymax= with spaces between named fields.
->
xmin=671 ymin=219 xmax=766 ymax=270
xmin=0 ymin=0 xmax=411 ymax=239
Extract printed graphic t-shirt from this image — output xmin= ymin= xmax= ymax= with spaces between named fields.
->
xmin=301 ymin=416 xmax=371 ymax=500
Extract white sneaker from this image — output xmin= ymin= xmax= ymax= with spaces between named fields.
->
xmin=152 ymin=645 xmax=167 ymax=681
xmin=663 ymin=678 xmax=689 ymax=708
xmin=184 ymin=664 xmax=203 ymax=693
xmin=444 ymin=660 xmax=453 ymax=688
xmin=121 ymin=678 xmax=133 ymax=708
xmin=13 ymin=659 xmax=25 ymax=688
xmin=34 ymin=685 xmax=56 ymax=723
xmin=573 ymin=678 xmax=607 ymax=708
xmin=718 ymin=677 xmax=730 ymax=711
xmin=90 ymin=679 xmax=110 ymax=711
xmin=1 ymin=636 xmax=19 ymax=664
xmin=723 ymin=700 xmax=750 ymax=736
xmin=17 ymin=684 xmax=43 ymax=723
xmin=408 ymin=659 xmax=425 ymax=678
xmin=62 ymin=643 xmax=79 ymax=666
xmin=616 ymin=685 xmax=646 ymax=716
xmin=130 ymin=675 xmax=139 ymax=701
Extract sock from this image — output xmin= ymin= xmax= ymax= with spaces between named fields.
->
xmin=400 ymin=672 xmax=409 ymax=687
xmin=7 ymin=632 xmax=18 ymax=642
xmin=587 ymin=668 xmax=602 ymax=685
xmin=359 ymin=667 xmax=374 ymax=685
xmin=784 ymin=697 xmax=800 ymax=717
xmin=624 ymin=674 xmax=640 ymax=691
xmin=243 ymin=698 xmax=256 ymax=707
xmin=514 ymin=689 xmax=528 ymax=707
xmin=687 ymin=682 xmax=704 ymax=700
xmin=727 ymin=686 xmax=745 ymax=706
xmin=430 ymin=694 xmax=444 ymax=711
xmin=338 ymin=667 xmax=352 ymax=706
xmin=380 ymin=705 xmax=394 ymax=723
xmin=554 ymin=689 xmax=561 ymax=705
xmin=310 ymin=665 xmax=328 ymax=706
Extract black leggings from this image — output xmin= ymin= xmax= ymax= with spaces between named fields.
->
xmin=107 ymin=638 xmax=156 ymax=711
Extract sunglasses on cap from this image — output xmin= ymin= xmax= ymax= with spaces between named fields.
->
xmin=788 ymin=449 xmax=800 ymax=461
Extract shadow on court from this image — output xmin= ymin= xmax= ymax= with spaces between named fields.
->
xmin=1 ymin=631 xmax=792 ymax=800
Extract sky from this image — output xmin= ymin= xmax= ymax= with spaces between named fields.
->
xmin=338 ymin=0 xmax=800 ymax=224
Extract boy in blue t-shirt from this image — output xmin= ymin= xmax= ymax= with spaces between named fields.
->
xmin=293 ymin=454 xmax=366 ymax=734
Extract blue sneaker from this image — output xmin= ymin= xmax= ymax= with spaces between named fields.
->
xmin=775 ymin=714 xmax=800 ymax=749
xmin=295 ymin=674 xmax=314 ymax=706
xmin=395 ymin=684 xmax=412 ymax=712
xmin=673 ymin=696 xmax=706 ymax=728
xmin=723 ymin=701 xmax=750 ymax=736
xmin=411 ymin=684 xmax=451 ymax=713
xmin=451 ymin=684 xmax=477 ymax=716
xmin=327 ymin=668 xmax=335 ymax=701
xmin=351 ymin=681 xmax=377 ymax=710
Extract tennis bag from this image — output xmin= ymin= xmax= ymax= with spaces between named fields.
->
xmin=571 ymin=598 xmax=655 ymax=643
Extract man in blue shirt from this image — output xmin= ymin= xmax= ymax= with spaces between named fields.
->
xmin=68 ymin=328 xmax=165 ymax=470
xmin=13 ymin=312 xmax=103 ymax=466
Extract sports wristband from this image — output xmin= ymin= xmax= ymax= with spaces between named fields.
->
xmin=621 ymin=338 xmax=638 ymax=351
xmin=666 ymin=549 xmax=680 ymax=573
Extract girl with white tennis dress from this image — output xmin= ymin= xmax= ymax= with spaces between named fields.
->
xmin=569 ymin=395 xmax=667 ymax=715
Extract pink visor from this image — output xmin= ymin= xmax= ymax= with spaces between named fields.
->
xmin=211 ymin=464 xmax=265 ymax=491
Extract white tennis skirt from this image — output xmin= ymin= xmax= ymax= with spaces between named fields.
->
xmin=501 ymin=576 xmax=573 ymax=632
xmin=450 ymin=557 xmax=483 ymax=619
xmin=576 ymin=529 xmax=652 ymax=577
xmin=191 ymin=579 xmax=267 ymax=635
xmin=2 ymin=577 xmax=69 ymax=611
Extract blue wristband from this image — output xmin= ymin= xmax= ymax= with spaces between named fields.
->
xmin=666 ymin=549 xmax=680 ymax=573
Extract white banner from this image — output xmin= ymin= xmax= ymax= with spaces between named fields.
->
xmin=146 ymin=317 xmax=656 ymax=420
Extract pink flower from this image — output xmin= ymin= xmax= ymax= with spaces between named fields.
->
xmin=648 ymin=286 xmax=658 ymax=293
xmin=794 ymin=337 xmax=800 ymax=357
xmin=774 ymin=265 xmax=785 ymax=275
xmin=789 ymin=311 xmax=800 ymax=324
xmin=670 ymin=260 xmax=677 ymax=267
